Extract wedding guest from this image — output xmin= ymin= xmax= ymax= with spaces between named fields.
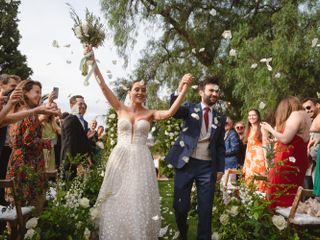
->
xmin=302 ymin=98 xmax=318 ymax=120
xmin=261 ymin=96 xmax=311 ymax=208
xmin=6 ymin=80 xmax=53 ymax=210
xmin=60 ymin=95 xmax=91 ymax=179
xmin=235 ymin=121 xmax=245 ymax=142
xmin=224 ymin=117 xmax=240 ymax=170
xmin=88 ymin=119 xmax=99 ymax=153
xmin=234 ymin=121 xmax=246 ymax=167
xmin=96 ymin=125 xmax=106 ymax=149
xmin=308 ymin=138 xmax=320 ymax=196
xmin=39 ymin=100 xmax=61 ymax=171
xmin=243 ymin=109 xmax=267 ymax=192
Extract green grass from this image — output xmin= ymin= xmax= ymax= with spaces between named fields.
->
xmin=159 ymin=180 xmax=198 ymax=239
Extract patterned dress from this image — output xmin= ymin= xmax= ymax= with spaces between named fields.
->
xmin=243 ymin=130 xmax=267 ymax=192
xmin=6 ymin=115 xmax=51 ymax=205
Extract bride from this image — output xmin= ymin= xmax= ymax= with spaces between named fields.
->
xmin=85 ymin=47 xmax=192 ymax=239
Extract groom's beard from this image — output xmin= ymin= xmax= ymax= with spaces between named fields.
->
xmin=203 ymin=94 xmax=218 ymax=106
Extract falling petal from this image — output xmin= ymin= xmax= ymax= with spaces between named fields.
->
xmin=152 ymin=215 xmax=159 ymax=221
xmin=211 ymin=124 xmax=217 ymax=129
xmin=140 ymin=80 xmax=145 ymax=85
xmin=194 ymin=107 xmax=200 ymax=113
xmin=167 ymin=164 xmax=173 ymax=169
xmin=214 ymin=117 xmax=219 ymax=125
xmin=312 ymin=38 xmax=318 ymax=48
xmin=52 ymin=40 xmax=59 ymax=48
xmin=289 ymin=156 xmax=296 ymax=163
xmin=119 ymin=84 xmax=128 ymax=91
xmin=317 ymin=92 xmax=320 ymax=98
xmin=222 ymin=30 xmax=232 ymax=39
xmin=179 ymin=141 xmax=185 ymax=147
xmin=209 ymin=8 xmax=217 ymax=16
xmin=107 ymin=74 xmax=113 ymax=79
xmin=182 ymin=127 xmax=188 ymax=132
xmin=67 ymin=93 xmax=72 ymax=98
xmin=213 ymin=85 xmax=220 ymax=91
xmin=151 ymin=126 xmax=156 ymax=132
xmin=66 ymin=60 xmax=72 ymax=64
xmin=259 ymin=102 xmax=266 ymax=109
xmin=251 ymin=63 xmax=258 ymax=69
xmin=191 ymin=113 xmax=200 ymax=120
xmin=112 ymin=60 xmax=117 ymax=65
xmin=260 ymin=58 xmax=267 ymax=63
xmin=154 ymin=79 xmax=160 ymax=84
xmin=46 ymin=62 xmax=51 ymax=66
xmin=191 ymin=85 xmax=198 ymax=89
xmin=229 ymin=49 xmax=236 ymax=57
xmin=199 ymin=48 xmax=205 ymax=52
xmin=182 ymin=156 xmax=189 ymax=163
xmin=64 ymin=44 xmax=71 ymax=48
xmin=106 ymin=70 xmax=112 ymax=73
xmin=267 ymin=64 xmax=272 ymax=71
xmin=191 ymin=48 xmax=196 ymax=54
xmin=83 ymin=80 xmax=89 ymax=86
xmin=266 ymin=57 xmax=272 ymax=63
xmin=275 ymin=72 xmax=281 ymax=78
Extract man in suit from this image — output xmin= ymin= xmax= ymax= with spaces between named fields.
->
xmin=165 ymin=76 xmax=225 ymax=240
xmin=60 ymin=95 xmax=91 ymax=178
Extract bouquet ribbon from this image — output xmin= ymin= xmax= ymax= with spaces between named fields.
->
xmin=80 ymin=50 xmax=97 ymax=86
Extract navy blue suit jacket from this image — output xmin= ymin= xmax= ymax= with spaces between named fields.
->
xmin=165 ymin=95 xmax=226 ymax=173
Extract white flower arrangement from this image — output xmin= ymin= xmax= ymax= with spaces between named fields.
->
xmin=26 ymin=217 xmax=38 ymax=229
xmin=272 ymin=215 xmax=287 ymax=231
xmin=79 ymin=197 xmax=90 ymax=208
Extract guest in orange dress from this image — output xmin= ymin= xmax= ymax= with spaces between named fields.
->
xmin=243 ymin=109 xmax=267 ymax=192
xmin=261 ymin=96 xmax=311 ymax=208
xmin=6 ymin=80 xmax=52 ymax=208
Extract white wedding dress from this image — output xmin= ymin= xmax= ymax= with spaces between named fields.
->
xmin=95 ymin=118 xmax=160 ymax=240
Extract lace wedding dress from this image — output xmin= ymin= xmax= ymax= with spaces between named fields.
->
xmin=95 ymin=118 xmax=160 ymax=239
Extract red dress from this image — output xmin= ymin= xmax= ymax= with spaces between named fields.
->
xmin=6 ymin=115 xmax=51 ymax=204
xmin=267 ymin=135 xmax=309 ymax=208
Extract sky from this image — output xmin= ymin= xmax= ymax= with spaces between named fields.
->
xmin=17 ymin=0 xmax=147 ymax=126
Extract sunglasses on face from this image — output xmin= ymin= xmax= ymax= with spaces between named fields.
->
xmin=304 ymin=106 xmax=312 ymax=110
xmin=236 ymin=126 xmax=244 ymax=130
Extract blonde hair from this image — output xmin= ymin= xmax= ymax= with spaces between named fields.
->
xmin=275 ymin=96 xmax=304 ymax=132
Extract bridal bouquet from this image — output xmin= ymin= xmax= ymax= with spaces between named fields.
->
xmin=67 ymin=4 xmax=106 ymax=83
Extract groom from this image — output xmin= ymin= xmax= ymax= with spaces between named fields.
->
xmin=165 ymin=76 xmax=225 ymax=240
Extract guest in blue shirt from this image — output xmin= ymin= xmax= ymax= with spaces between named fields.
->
xmin=224 ymin=117 xmax=241 ymax=170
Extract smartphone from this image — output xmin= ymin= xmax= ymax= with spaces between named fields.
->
xmin=52 ymin=87 xmax=59 ymax=100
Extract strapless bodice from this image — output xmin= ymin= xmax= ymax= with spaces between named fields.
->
xmin=117 ymin=118 xmax=150 ymax=145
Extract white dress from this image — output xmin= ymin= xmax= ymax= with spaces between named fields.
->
xmin=95 ymin=118 xmax=160 ymax=240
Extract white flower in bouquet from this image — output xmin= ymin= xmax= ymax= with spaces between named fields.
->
xmin=229 ymin=49 xmax=237 ymax=57
xmin=211 ymin=232 xmax=220 ymax=240
xmin=74 ymin=25 xmax=83 ymax=39
xmin=79 ymin=197 xmax=90 ymax=208
xmin=26 ymin=217 xmax=39 ymax=229
xmin=90 ymin=207 xmax=99 ymax=220
xmin=219 ymin=213 xmax=229 ymax=225
xmin=82 ymin=22 xmax=90 ymax=36
xmin=228 ymin=206 xmax=239 ymax=217
xmin=25 ymin=229 xmax=36 ymax=239
xmin=272 ymin=215 xmax=287 ymax=231
xmin=84 ymin=227 xmax=91 ymax=240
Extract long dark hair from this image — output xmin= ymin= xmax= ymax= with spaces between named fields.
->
xmin=14 ymin=80 xmax=42 ymax=112
xmin=243 ymin=109 xmax=262 ymax=143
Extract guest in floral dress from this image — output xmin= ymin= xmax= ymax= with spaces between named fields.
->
xmin=6 ymin=80 xmax=51 ymax=209
xmin=243 ymin=109 xmax=267 ymax=192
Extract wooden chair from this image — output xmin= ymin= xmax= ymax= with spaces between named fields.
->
xmin=0 ymin=179 xmax=34 ymax=240
xmin=276 ymin=186 xmax=320 ymax=225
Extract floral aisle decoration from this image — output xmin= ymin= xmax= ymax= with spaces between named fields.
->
xmin=67 ymin=3 xmax=106 ymax=85
xmin=104 ymin=109 xmax=118 ymax=157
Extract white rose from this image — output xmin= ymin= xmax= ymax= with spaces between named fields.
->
xmin=24 ymin=229 xmax=36 ymax=239
xmin=90 ymin=207 xmax=99 ymax=220
xmin=211 ymin=231 xmax=220 ymax=240
xmin=81 ymin=22 xmax=89 ymax=36
xmin=272 ymin=215 xmax=287 ymax=231
xmin=84 ymin=227 xmax=91 ymax=240
xmin=74 ymin=25 xmax=83 ymax=39
xmin=26 ymin=217 xmax=38 ymax=229
xmin=228 ymin=206 xmax=239 ymax=217
xmin=79 ymin=197 xmax=90 ymax=208
xmin=219 ymin=213 xmax=229 ymax=225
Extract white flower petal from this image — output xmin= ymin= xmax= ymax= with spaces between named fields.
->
xmin=182 ymin=127 xmax=188 ymax=132
xmin=182 ymin=156 xmax=189 ymax=163
xmin=267 ymin=64 xmax=272 ymax=71
xmin=167 ymin=164 xmax=173 ymax=169
xmin=229 ymin=49 xmax=237 ymax=57
xmin=312 ymin=38 xmax=318 ymax=47
xmin=317 ymin=92 xmax=320 ymax=98
xmin=259 ymin=102 xmax=266 ymax=110
xmin=151 ymin=127 xmax=156 ymax=132
xmin=109 ymin=113 xmax=116 ymax=119
xmin=154 ymin=79 xmax=161 ymax=84
xmin=119 ymin=84 xmax=128 ymax=91
xmin=211 ymin=124 xmax=217 ymax=129
xmin=275 ymin=72 xmax=281 ymax=78
xmin=139 ymin=80 xmax=145 ymax=85
xmin=46 ymin=62 xmax=51 ymax=66
xmin=289 ymin=156 xmax=296 ymax=163
xmin=191 ymin=85 xmax=198 ymax=89
xmin=52 ymin=40 xmax=59 ymax=48
xmin=159 ymin=225 xmax=169 ymax=237
xmin=194 ymin=107 xmax=200 ymax=112
xmin=64 ymin=44 xmax=71 ymax=48
xmin=152 ymin=215 xmax=159 ymax=221
xmin=192 ymin=48 xmax=196 ymax=54
xmin=66 ymin=60 xmax=72 ymax=64
xmin=209 ymin=8 xmax=217 ymax=17
xmin=191 ymin=113 xmax=200 ymax=120
xmin=222 ymin=30 xmax=232 ymax=39
xmin=112 ymin=60 xmax=117 ymax=65
xmin=199 ymin=48 xmax=205 ymax=52
xmin=260 ymin=58 xmax=267 ymax=63
xmin=214 ymin=117 xmax=219 ymax=125
xmin=251 ymin=63 xmax=258 ymax=69
xmin=179 ymin=141 xmax=185 ymax=147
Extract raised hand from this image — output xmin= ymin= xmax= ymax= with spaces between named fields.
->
xmin=178 ymin=73 xmax=193 ymax=93
xmin=7 ymin=87 xmax=23 ymax=105
xmin=34 ymin=104 xmax=61 ymax=117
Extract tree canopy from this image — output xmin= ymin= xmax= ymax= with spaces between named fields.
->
xmin=0 ymin=0 xmax=32 ymax=79
xmin=101 ymin=0 xmax=320 ymax=119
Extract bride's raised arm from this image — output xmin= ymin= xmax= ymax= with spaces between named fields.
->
xmin=152 ymin=73 xmax=192 ymax=120
xmin=85 ymin=47 xmax=122 ymax=111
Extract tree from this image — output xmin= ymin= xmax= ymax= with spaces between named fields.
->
xmin=0 ymin=0 xmax=32 ymax=79
xmin=100 ymin=0 xmax=319 ymax=119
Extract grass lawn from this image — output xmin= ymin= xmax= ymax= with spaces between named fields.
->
xmin=158 ymin=180 xmax=198 ymax=239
